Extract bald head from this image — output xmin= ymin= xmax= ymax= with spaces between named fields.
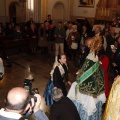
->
xmin=6 ymin=87 xmax=30 ymax=111
xmin=85 ymin=37 xmax=93 ymax=48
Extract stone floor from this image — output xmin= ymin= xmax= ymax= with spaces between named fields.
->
xmin=0 ymin=49 xmax=114 ymax=119
xmin=0 ymin=51 xmax=78 ymax=119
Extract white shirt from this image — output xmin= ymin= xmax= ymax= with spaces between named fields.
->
xmin=66 ymin=29 xmax=73 ymax=40
xmin=0 ymin=108 xmax=22 ymax=119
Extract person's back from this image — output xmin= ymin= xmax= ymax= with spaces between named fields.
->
xmin=49 ymin=96 xmax=80 ymax=120
xmin=0 ymin=109 xmax=21 ymax=120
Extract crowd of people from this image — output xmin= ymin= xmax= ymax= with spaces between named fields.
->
xmin=0 ymin=15 xmax=120 ymax=120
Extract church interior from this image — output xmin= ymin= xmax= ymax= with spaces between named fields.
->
xmin=0 ymin=0 xmax=120 ymax=119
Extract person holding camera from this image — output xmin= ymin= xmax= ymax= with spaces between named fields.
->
xmin=0 ymin=87 xmax=48 ymax=120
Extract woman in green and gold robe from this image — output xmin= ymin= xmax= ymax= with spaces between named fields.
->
xmin=67 ymin=36 xmax=106 ymax=120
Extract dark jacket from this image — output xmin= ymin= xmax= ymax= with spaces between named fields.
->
xmin=48 ymin=26 xmax=56 ymax=41
xmin=13 ymin=31 xmax=22 ymax=39
xmin=29 ymin=29 xmax=38 ymax=39
xmin=67 ymin=31 xmax=80 ymax=48
xmin=53 ymin=63 xmax=68 ymax=96
xmin=113 ymin=45 xmax=120 ymax=67
xmin=79 ymin=46 xmax=90 ymax=68
xmin=54 ymin=27 xmax=66 ymax=43
xmin=106 ymin=34 xmax=116 ymax=58
xmin=49 ymin=97 xmax=80 ymax=120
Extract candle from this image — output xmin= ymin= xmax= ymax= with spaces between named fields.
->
xmin=104 ymin=8 xmax=106 ymax=16
xmin=107 ymin=8 xmax=110 ymax=17
xmin=101 ymin=8 xmax=103 ymax=16
xmin=28 ymin=74 xmax=33 ymax=79
xmin=28 ymin=67 xmax=30 ymax=73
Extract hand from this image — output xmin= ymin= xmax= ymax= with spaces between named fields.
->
xmin=33 ymin=94 xmax=41 ymax=113
xmin=32 ymin=36 xmax=36 ymax=38
xmin=114 ymin=75 xmax=120 ymax=81
xmin=59 ymin=34 xmax=61 ymax=38
xmin=76 ymin=70 xmax=80 ymax=75
xmin=71 ymin=36 xmax=75 ymax=40
xmin=54 ymin=35 xmax=57 ymax=38
xmin=68 ymin=81 xmax=72 ymax=86
xmin=115 ymin=33 xmax=119 ymax=38
xmin=23 ymin=94 xmax=41 ymax=114
xmin=112 ymin=63 xmax=117 ymax=67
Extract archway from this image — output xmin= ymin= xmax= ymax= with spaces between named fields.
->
xmin=52 ymin=2 xmax=65 ymax=21
xmin=9 ymin=2 xmax=20 ymax=23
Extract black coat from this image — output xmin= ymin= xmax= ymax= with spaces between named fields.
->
xmin=53 ymin=63 xmax=68 ymax=96
xmin=106 ymin=34 xmax=116 ymax=59
xmin=79 ymin=46 xmax=90 ymax=68
xmin=113 ymin=45 xmax=120 ymax=74
xmin=49 ymin=97 xmax=80 ymax=120
xmin=48 ymin=26 xmax=56 ymax=41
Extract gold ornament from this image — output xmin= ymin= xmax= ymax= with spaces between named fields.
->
xmin=90 ymin=36 xmax=102 ymax=54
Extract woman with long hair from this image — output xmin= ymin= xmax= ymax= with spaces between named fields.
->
xmin=67 ymin=36 xmax=106 ymax=120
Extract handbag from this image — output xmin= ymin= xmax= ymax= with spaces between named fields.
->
xmin=71 ymin=42 xmax=78 ymax=49
xmin=0 ymin=72 xmax=3 ymax=80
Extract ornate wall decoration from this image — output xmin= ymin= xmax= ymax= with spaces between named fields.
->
xmin=78 ymin=0 xmax=95 ymax=7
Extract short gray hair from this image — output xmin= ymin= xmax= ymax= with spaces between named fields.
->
xmin=52 ymin=88 xmax=63 ymax=100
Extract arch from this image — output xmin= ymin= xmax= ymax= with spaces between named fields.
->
xmin=52 ymin=1 xmax=66 ymax=21
xmin=9 ymin=1 xmax=20 ymax=23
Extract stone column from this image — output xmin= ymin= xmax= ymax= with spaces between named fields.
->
xmin=40 ymin=0 xmax=48 ymax=23
xmin=68 ymin=0 xmax=73 ymax=20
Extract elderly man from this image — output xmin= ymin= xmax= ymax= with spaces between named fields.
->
xmin=49 ymin=88 xmax=80 ymax=120
xmin=0 ymin=87 xmax=48 ymax=120
xmin=94 ymin=26 xmax=102 ymax=37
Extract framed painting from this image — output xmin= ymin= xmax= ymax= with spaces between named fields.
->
xmin=78 ymin=0 xmax=95 ymax=7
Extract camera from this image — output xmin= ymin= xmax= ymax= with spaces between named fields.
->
xmin=24 ymin=78 xmax=39 ymax=95
xmin=0 ymin=72 xmax=3 ymax=80
xmin=23 ymin=78 xmax=39 ymax=116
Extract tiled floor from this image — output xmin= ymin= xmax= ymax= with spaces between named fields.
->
xmin=0 ymin=51 xmax=78 ymax=119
